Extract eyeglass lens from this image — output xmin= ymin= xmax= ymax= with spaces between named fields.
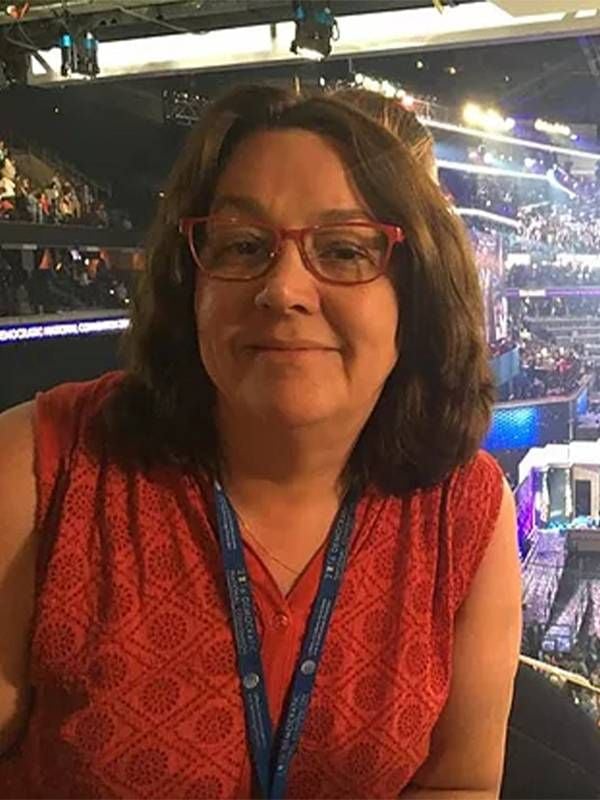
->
xmin=191 ymin=220 xmax=390 ymax=282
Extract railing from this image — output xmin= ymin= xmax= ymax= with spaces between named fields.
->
xmin=520 ymin=654 xmax=600 ymax=695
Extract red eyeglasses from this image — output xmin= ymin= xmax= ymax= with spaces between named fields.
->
xmin=178 ymin=216 xmax=406 ymax=285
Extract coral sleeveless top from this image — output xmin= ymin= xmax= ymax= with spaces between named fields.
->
xmin=0 ymin=372 xmax=503 ymax=799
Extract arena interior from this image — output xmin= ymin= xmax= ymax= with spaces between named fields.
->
xmin=3 ymin=0 xmax=600 ymax=796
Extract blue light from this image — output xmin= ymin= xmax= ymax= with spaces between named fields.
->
xmin=576 ymin=386 xmax=589 ymax=417
xmin=484 ymin=406 xmax=540 ymax=450
xmin=60 ymin=33 xmax=72 ymax=47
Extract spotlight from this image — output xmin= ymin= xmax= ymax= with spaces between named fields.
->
xmin=60 ymin=31 xmax=77 ymax=77
xmin=80 ymin=32 xmax=99 ymax=77
xmin=416 ymin=60 xmax=424 ymax=69
xmin=290 ymin=1 xmax=338 ymax=61
xmin=59 ymin=25 xmax=100 ymax=78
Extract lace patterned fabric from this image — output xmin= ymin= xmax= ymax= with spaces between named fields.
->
xmin=0 ymin=372 xmax=503 ymax=799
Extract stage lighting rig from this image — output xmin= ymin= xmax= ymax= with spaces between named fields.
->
xmin=59 ymin=21 xmax=99 ymax=78
xmin=290 ymin=1 xmax=338 ymax=61
xmin=162 ymin=88 xmax=209 ymax=127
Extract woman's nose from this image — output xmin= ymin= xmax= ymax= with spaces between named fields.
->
xmin=254 ymin=237 xmax=321 ymax=315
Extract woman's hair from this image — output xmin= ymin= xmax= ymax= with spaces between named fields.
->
xmin=330 ymin=87 xmax=438 ymax=181
xmin=97 ymin=83 xmax=495 ymax=495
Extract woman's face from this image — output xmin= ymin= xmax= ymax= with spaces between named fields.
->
xmin=195 ymin=128 xmax=399 ymax=432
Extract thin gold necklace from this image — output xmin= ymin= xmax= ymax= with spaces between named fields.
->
xmin=235 ymin=511 xmax=302 ymax=576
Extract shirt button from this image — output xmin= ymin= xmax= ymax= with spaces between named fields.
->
xmin=273 ymin=612 xmax=290 ymax=630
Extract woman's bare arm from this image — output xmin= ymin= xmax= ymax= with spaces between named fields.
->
xmin=402 ymin=479 xmax=522 ymax=799
xmin=0 ymin=402 xmax=37 ymax=755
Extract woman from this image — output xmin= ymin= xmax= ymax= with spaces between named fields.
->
xmin=0 ymin=85 xmax=522 ymax=799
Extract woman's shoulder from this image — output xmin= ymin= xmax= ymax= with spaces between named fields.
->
xmin=35 ymin=370 xmax=125 ymax=435
xmin=444 ymin=450 xmax=509 ymax=609
xmin=33 ymin=370 xmax=127 ymax=486
xmin=0 ymin=401 xmax=35 ymax=510
xmin=447 ymin=450 xmax=504 ymax=512
xmin=0 ymin=402 xmax=37 ymax=757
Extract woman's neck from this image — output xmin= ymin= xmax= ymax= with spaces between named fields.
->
xmin=217 ymin=413 xmax=359 ymax=515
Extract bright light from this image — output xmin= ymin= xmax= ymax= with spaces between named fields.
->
xmin=462 ymin=102 xmax=515 ymax=133
xmin=535 ymin=118 xmax=571 ymax=137
xmin=381 ymin=80 xmax=396 ymax=98
xmin=354 ymin=73 xmax=364 ymax=85
xmin=425 ymin=118 xmax=600 ymax=163
xmin=402 ymin=94 xmax=415 ymax=110
xmin=416 ymin=59 xmax=424 ymax=69
xmin=293 ymin=45 xmax=324 ymax=61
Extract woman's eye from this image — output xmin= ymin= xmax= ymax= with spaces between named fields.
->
xmin=216 ymin=235 xmax=268 ymax=257
xmin=230 ymin=239 xmax=261 ymax=253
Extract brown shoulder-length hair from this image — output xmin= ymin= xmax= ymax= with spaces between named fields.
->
xmin=97 ymin=83 xmax=495 ymax=495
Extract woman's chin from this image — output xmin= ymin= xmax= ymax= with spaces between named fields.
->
xmin=245 ymin=391 xmax=339 ymax=429
xmin=257 ymin=403 xmax=334 ymax=429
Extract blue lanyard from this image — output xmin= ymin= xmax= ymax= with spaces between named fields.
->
xmin=213 ymin=481 xmax=358 ymax=800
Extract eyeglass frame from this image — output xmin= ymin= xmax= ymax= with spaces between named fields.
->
xmin=178 ymin=215 xmax=406 ymax=286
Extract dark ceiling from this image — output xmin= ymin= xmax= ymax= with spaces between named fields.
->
xmin=0 ymin=0 xmax=477 ymax=49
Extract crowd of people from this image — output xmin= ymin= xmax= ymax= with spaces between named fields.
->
xmin=510 ymin=177 xmax=600 ymax=256
xmin=0 ymin=138 xmax=125 ymax=228
xmin=516 ymin=295 xmax=600 ymax=319
xmin=507 ymin=261 xmax=600 ymax=289
xmin=0 ymin=247 xmax=134 ymax=317
xmin=509 ymin=337 xmax=588 ymax=400
xmin=442 ymin=169 xmax=548 ymax=219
